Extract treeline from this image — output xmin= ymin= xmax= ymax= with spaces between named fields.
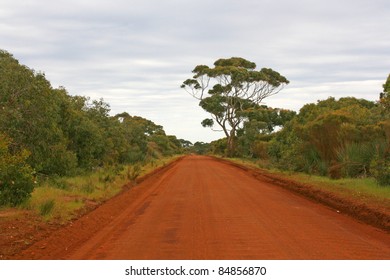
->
xmin=0 ymin=50 xmax=185 ymax=206
xmin=207 ymin=76 xmax=390 ymax=186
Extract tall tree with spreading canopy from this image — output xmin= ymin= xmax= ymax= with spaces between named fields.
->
xmin=181 ymin=57 xmax=289 ymax=156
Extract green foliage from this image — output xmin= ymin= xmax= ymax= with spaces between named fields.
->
xmin=0 ymin=50 xmax=183 ymax=181
xmin=370 ymin=135 xmax=390 ymax=186
xmin=0 ymin=49 xmax=188 ymax=211
xmin=210 ymin=138 xmax=227 ymax=155
xmin=371 ymin=157 xmax=390 ymax=186
xmin=195 ymin=74 xmax=390 ymax=185
xmin=127 ymin=164 xmax=142 ymax=182
xmin=236 ymin=106 xmax=296 ymax=157
xmin=189 ymin=141 xmax=211 ymax=155
xmin=251 ymin=141 xmax=269 ymax=159
xmin=114 ymin=113 xmax=182 ymax=162
xmin=0 ymin=133 xmax=34 ymax=206
xmin=268 ymin=95 xmax=389 ymax=182
xmin=336 ymin=142 xmax=376 ymax=177
xmin=0 ymin=51 xmax=75 ymax=175
xmin=201 ymin=118 xmax=214 ymax=128
xmin=380 ymin=74 xmax=390 ymax=112
xmin=182 ymin=57 xmax=289 ymax=156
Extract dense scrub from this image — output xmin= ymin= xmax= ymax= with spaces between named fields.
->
xmin=269 ymin=97 xmax=389 ymax=183
xmin=208 ymin=75 xmax=390 ymax=186
xmin=0 ymin=50 xmax=185 ymax=206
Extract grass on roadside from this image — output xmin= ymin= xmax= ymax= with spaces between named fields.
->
xmin=224 ymin=157 xmax=390 ymax=208
xmin=19 ymin=156 xmax=181 ymax=222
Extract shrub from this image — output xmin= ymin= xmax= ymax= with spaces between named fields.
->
xmin=0 ymin=134 xmax=35 ymax=206
xmin=336 ymin=142 xmax=375 ymax=178
xmin=251 ymin=141 xmax=269 ymax=159
xmin=328 ymin=162 xmax=342 ymax=179
xmin=371 ymin=157 xmax=390 ymax=186
xmin=127 ymin=164 xmax=141 ymax=182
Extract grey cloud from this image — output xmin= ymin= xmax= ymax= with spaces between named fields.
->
xmin=1 ymin=0 xmax=389 ymax=142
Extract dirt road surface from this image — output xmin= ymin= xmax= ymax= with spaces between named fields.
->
xmin=16 ymin=155 xmax=390 ymax=259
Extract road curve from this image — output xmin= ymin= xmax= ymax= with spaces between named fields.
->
xmin=19 ymin=155 xmax=390 ymax=259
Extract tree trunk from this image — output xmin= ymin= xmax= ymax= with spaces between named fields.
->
xmin=226 ymin=131 xmax=237 ymax=157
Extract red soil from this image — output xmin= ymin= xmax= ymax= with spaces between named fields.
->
xmin=3 ymin=155 xmax=390 ymax=259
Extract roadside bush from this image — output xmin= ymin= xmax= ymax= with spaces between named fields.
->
xmin=251 ymin=141 xmax=269 ymax=159
xmin=127 ymin=164 xmax=141 ymax=182
xmin=371 ymin=157 xmax=390 ymax=186
xmin=0 ymin=134 xmax=35 ymax=206
xmin=336 ymin=142 xmax=374 ymax=178
xmin=40 ymin=144 xmax=78 ymax=176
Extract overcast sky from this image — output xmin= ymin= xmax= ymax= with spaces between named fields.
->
xmin=1 ymin=0 xmax=389 ymax=143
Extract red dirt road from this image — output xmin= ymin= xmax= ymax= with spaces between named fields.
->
xmin=17 ymin=155 xmax=390 ymax=259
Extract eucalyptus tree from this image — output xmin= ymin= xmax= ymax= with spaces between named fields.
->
xmin=181 ymin=57 xmax=289 ymax=156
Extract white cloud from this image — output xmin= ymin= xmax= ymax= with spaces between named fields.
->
xmin=1 ymin=0 xmax=389 ymax=142
xmin=266 ymin=79 xmax=384 ymax=113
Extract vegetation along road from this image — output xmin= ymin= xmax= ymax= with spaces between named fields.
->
xmin=15 ymin=155 xmax=390 ymax=260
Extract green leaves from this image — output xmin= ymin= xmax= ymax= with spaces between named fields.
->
xmin=0 ymin=49 xmax=187 ymax=206
xmin=201 ymin=118 xmax=214 ymax=128
xmin=182 ymin=57 xmax=289 ymax=156
xmin=214 ymin=57 xmax=256 ymax=70
xmin=0 ymin=51 xmax=74 ymax=175
xmin=380 ymin=74 xmax=390 ymax=113
xmin=192 ymin=65 xmax=210 ymax=77
xmin=113 ymin=113 xmax=182 ymax=162
xmin=199 ymin=95 xmax=226 ymax=118
xmin=0 ymin=133 xmax=34 ymax=206
xmin=1 ymin=49 xmax=184 ymax=181
xmin=181 ymin=79 xmax=201 ymax=89
xmin=383 ymin=74 xmax=390 ymax=93
xmin=268 ymin=96 xmax=390 ymax=182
